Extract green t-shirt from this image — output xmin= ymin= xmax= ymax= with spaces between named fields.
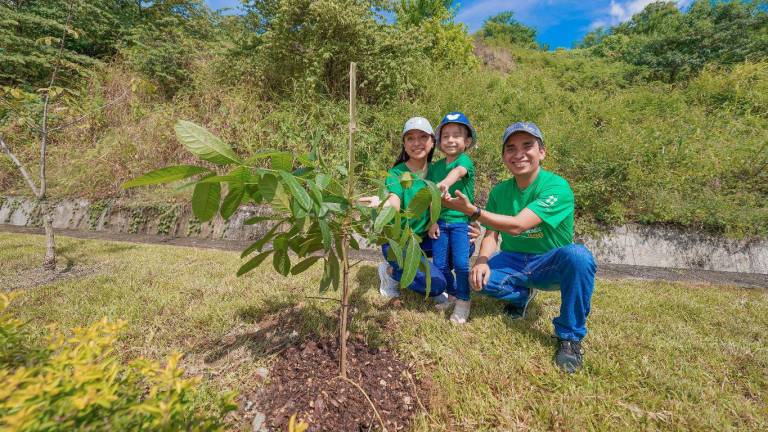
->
xmin=385 ymin=162 xmax=430 ymax=236
xmin=484 ymin=169 xmax=574 ymax=254
xmin=427 ymin=153 xmax=475 ymax=223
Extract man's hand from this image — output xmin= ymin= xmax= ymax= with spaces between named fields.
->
xmin=428 ymin=223 xmax=440 ymax=240
xmin=470 ymin=262 xmax=490 ymax=291
xmin=442 ymin=190 xmax=475 ymax=214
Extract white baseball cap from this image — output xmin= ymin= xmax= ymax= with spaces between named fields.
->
xmin=401 ymin=117 xmax=434 ymax=141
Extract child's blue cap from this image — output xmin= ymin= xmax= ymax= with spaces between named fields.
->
xmin=435 ymin=112 xmax=477 ymax=149
xmin=502 ymin=122 xmax=544 ymax=147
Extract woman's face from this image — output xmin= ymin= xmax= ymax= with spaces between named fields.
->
xmin=402 ymin=130 xmax=434 ymax=162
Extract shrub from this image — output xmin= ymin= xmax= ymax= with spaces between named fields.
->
xmin=0 ymin=294 xmax=236 ymax=431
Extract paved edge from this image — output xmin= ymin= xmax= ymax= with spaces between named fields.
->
xmin=2 ymin=225 xmax=766 ymax=289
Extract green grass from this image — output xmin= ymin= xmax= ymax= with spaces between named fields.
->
xmin=3 ymin=231 xmax=767 ymax=431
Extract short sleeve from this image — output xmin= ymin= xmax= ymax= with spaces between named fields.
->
xmin=526 ymin=180 xmax=574 ymax=229
xmin=483 ymin=186 xmax=500 ymax=232
xmin=385 ymin=171 xmax=404 ymax=200
xmin=449 ymin=153 xmax=475 ymax=178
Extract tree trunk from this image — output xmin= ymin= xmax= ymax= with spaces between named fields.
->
xmin=338 ymin=233 xmax=351 ymax=378
xmin=39 ymin=198 xmax=56 ymax=271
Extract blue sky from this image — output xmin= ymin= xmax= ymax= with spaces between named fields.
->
xmin=205 ymin=0 xmax=695 ymax=49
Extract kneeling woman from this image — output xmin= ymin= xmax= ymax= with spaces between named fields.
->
xmin=361 ymin=117 xmax=449 ymax=302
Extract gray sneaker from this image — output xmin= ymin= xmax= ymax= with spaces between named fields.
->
xmin=378 ymin=262 xmax=400 ymax=298
xmin=449 ymin=299 xmax=471 ymax=324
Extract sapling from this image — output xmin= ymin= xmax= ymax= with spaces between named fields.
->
xmin=124 ymin=63 xmax=442 ymax=377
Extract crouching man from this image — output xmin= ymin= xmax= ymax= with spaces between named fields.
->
xmin=442 ymin=122 xmax=597 ymax=373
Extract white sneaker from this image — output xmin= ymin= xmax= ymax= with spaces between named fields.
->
xmin=450 ymin=300 xmax=471 ymax=324
xmin=378 ymin=263 xmax=400 ymax=298
xmin=434 ymin=294 xmax=457 ymax=311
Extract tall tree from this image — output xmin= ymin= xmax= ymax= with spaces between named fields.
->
xmin=477 ymin=11 xmax=538 ymax=49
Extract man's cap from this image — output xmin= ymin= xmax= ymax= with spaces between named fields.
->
xmin=435 ymin=111 xmax=477 ymax=149
xmin=402 ymin=117 xmax=434 ymax=140
xmin=502 ymin=122 xmax=544 ymax=146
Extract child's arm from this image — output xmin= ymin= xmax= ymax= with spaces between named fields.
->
xmin=437 ymin=166 xmax=468 ymax=195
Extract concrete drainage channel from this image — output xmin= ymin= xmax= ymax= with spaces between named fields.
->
xmin=1 ymin=196 xmax=766 ymax=287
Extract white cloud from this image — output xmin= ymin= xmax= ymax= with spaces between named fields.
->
xmin=590 ymin=0 xmax=693 ymax=29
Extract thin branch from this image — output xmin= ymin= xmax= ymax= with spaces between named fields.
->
xmin=332 ymin=376 xmax=387 ymax=432
xmin=349 ymin=259 xmax=363 ymax=268
xmin=49 ymin=89 xmax=130 ymax=133
xmin=304 ymin=296 xmax=341 ymax=303
xmin=39 ymin=2 xmax=74 ymax=198
xmin=0 ymin=135 xmax=39 ymax=195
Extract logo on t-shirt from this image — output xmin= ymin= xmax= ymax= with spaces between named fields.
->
xmin=538 ymin=195 xmax=558 ymax=209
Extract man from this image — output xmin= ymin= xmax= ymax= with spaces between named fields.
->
xmin=442 ymin=122 xmax=597 ymax=373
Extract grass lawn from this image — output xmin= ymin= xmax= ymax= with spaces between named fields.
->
xmin=2 ymin=232 xmax=767 ymax=431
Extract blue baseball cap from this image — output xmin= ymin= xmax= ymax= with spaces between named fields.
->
xmin=502 ymin=122 xmax=544 ymax=147
xmin=435 ymin=112 xmax=477 ymax=149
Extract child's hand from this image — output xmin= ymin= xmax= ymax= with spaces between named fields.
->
xmin=437 ymin=182 xmax=450 ymax=198
xmin=428 ymin=223 xmax=440 ymax=240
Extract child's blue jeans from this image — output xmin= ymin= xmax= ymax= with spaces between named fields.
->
xmin=481 ymin=244 xmax=596 ymax=341
xmin=381 ymin=237 xmax=446 ymax=297
xmin=431 ymin=220 xmax=471 ymax=301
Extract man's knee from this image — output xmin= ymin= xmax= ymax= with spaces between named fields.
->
xmin=558 ymin=244 xmax=596 ymax=272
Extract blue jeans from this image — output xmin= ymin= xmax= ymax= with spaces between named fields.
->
xmin=432 ymin=221 xmax=471 ymax=301
xmin=381 ymin=237 xmax=446 ymax=297
xmin=481 ymin=244 xmax=596 ymax=341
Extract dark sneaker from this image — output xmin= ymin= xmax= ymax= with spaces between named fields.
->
xmin=502 ymin=288 xmax=537 ymax=320
xmin=554 ymin=339 xmax=583 ymax=373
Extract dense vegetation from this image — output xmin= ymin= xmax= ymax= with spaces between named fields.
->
xmin=1 ymin=0 xmax=766 ymax=238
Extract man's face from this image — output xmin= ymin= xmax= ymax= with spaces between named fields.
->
xmin=403 ymin=130 xmax=434 ymax=161
xmin=502 ymin=132 xmax=545 ymax=176
xmin=439 ymin=123 xmax=470 ymax=157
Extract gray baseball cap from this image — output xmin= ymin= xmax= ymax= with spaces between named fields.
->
xmin=402 ymin=117 xmax=434 ymax=140
xmin=502 ymin=122 xmax=544 ymax=146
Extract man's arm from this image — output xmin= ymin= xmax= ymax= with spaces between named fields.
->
xmin=470 ymin=230 xmax=499 ymax=290
xmin=442 ymin=190 xmax=542 ymax=236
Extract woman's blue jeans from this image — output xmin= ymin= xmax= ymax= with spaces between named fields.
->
xmin=381 ymin=237 xmax=447 ymax=297
xmin=431 ymin=221 xmax=471 ymax=301
xmin=481 ymin=244 xmax=597 ymax=341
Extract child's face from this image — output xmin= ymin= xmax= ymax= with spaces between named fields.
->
xmin=439 ymin=123 xmax=471 ymax=157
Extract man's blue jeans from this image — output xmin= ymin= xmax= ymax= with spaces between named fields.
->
xmin=381 ymin=237 xmax=447 ymax=297
xmin=481 ymin=244 xmax=597 ymax=341
xmin=431 ymin=221 xmax=471 ymax=301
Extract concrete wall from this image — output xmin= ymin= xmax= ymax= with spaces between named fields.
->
xmin=2 ymin=196 xmax=766 ymax=275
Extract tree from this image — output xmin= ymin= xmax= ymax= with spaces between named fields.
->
xmin=395 ymin=0 xmax=453 ymax=26
xmin=123 ymin=64 xmax=443 ymax=377
xmin=478 ymin=11 xmax=538 ymax=49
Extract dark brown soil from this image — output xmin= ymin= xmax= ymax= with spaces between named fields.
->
xmin=241 ymin=336 xmax=428 ymax=432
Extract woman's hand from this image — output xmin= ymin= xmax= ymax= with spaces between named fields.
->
xmin=428 ymin=223 xmax=440 ymax=240
xmin=468 ymin=221 xmax=481 ymax=240
xmin=358 ymin=195 xmax=381 ymax=208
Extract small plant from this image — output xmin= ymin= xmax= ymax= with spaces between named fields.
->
xmin=87 ymin=199 xmax=112 ymax=231
xmin=0 ymin=295 xmax=237 ymax=431
xmin=156 ymin=204 xmax=180 ymax=236
xmin=124 ymin=64 xmax=442 ymax=377
xmin=187 ymin=215 xmax=202 ymax=236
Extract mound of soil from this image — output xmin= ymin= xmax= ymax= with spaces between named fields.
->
xmin=243 ymin=336 xmax=428 ymax=431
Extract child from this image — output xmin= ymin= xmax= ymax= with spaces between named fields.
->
xmin=427 ymin=112 xmax=477 ymax=324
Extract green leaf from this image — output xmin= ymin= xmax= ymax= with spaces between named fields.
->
xmin=273 ymin=250 xmax=291 ymax=276
xmin=318 ymin=219 xmax=332 ymax=251
xmin=407 ymin=188 xmax=431 ymax=218
xmin=175 ymin=120 xmax=243 ymax=165
xmin=237 ymin=250 xmax=272 ymax=276
xmin=279 ymin=171 xmax=312 ymax=211
xmin=419 ymin=254 xmax=431 ymax=297
xmin=271 ymin=153 xmax=293 ymax=171
xmin=122 ymin=165 xmax=209 ymax=189
xmin=387 ymin=239 xmax=403 ymax=268
xmin=272 ymin=233 xmax=290 ymax=252
xmin=400 ymin=236 xmax=420 ymax=288
xmin=220 ymin=186 xmax=244 ymax=220
xmin=373 ymin=206 xmax=396 ymax=233
xmin=291 ymin=256 xmax=322 ymax=275
xmin=399 ymin=171 xmax=413 ymax=189
xmin=241 ymin=221 xmax=283 ymax=257
xmin=427 ymin=181 xmax=441 ymax=226
xmin=272 ymin=183 xmax=292 ymax=212
xmin=306 ymin=179 xmax=324 ymax=205
xmin=328 ymin=251 xmax=340 ymax=290
xmin=192 ymin=182 xmax=221 ymax=222
xmin=243 ymin=215 xmax=275 ymax=225
xmin=258 ymin=174 xmax=278 ymax=202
